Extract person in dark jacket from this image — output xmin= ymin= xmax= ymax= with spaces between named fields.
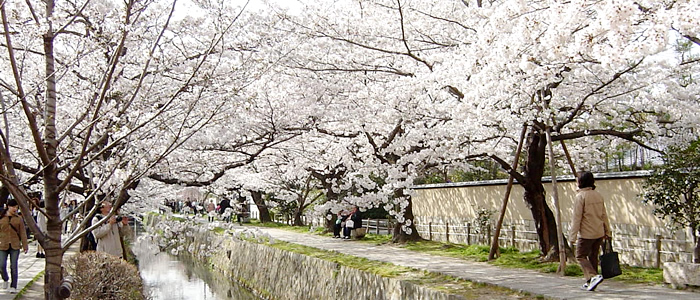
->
xmin=343 ymin=206 xmax=362 ymax=239
xmin=333 ymin=211 xmax=347 ymax=238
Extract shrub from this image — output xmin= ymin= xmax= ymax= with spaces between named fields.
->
xmin=65 ymin=251 xmax=146 ymax=300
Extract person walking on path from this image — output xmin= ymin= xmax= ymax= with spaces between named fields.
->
xmin=206 ymin=201 xmax=216 ymax=222
xmin=92 ymin=201 xmax=125 ymax=258
xmin=0 ymin=199 xmax=29 ymax=294
xmin=60 ymin=201 xmax=70 ymax=233
xmin=35 ymin=200 xmax=46 ymax=258
xmin=569 ymin=171 xmax=611 ymax=292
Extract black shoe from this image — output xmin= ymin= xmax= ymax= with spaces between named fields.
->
xmin=36 ymin=253 xmax=41 ymax=258
xmin=40 ymin=253 xmax=46 ymax=258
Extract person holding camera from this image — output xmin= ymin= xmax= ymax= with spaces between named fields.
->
xmin=92 ymin=201 xmax=127 ymax=258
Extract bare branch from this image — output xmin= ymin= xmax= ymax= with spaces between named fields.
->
xmin=553 ymin=129 xmax=663 ymax=153
xmin=396 ymin=0 xmax=433 ymax=71
xmin=555 ymin=59 xmax=644 ymax=131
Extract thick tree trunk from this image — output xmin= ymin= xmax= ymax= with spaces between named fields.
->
xmin=391 ymin=190 xmax=422 ymax=243
xmin=293 ymin=206 xmax=304 ymax=226
xmin=43 ymin=189 xmax=63 ymax=300
xmin=325 ymin=211 xmax=336 ymax=234
xmin=250 ymin=191 xmax=272 ymax=223
xmin=310 ymin=167 xmax=346 ymax=233
xmin=42 ymin=21 xmax=64 ymax=299
xmin=522 ymin=130 xmax=567 ymax=260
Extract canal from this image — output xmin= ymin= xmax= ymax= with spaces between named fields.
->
xmin=133 ymin=236 xmax=260 ymax=300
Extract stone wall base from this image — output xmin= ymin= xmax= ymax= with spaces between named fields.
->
xmin=663 ymin=262 xmax=700 ymax=288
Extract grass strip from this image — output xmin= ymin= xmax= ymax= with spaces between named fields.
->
xmin=262 ymin=238 xmax=543 ymax=299
xmin=270 ymin=224 xmax=664 ymax=285
xmin=15 ymin=270 xmax=45 ymax=300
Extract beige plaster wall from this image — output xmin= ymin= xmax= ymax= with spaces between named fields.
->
xmin=412 ymin=177 xmax=664 ymax=228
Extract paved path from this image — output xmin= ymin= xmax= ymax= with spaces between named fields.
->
xmin=256 ymin=227 xmax=698 ymax=300
xmin=5 ymin=223 xmax=698 ymax=300
xmin=0 ymin=241 xmax=45 ymax=300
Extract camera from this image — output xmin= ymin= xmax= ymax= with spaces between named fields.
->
xmin=115 ymin=216 xmax=123 ymax=222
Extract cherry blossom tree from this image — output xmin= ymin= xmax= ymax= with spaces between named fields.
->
xmin=276 ymin=0 xmax=700 ymax=250
xmin=0 ymin=0 xmax=278 ymax=297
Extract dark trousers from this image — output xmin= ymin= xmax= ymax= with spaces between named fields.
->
xmin=0 ymin=248 xmax=20 ymax=288
xmin=576 ymin=237 xmax=604 ymax=281
xmin=333 ymin=224 xmax=341 ymax=237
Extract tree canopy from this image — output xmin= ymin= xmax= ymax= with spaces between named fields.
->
xmin=1 ymin=0 xmax=699 ymax=297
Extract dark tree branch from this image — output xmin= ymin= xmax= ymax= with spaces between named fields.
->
xmin=463 ymin=153 xmax=527 ymax=184
xmin=396 ymin=0 xmax=433 ymax=71
xmin=552 ymin=129 xmax=663 ymax=153
xmin=555 ymin=59 xmax=643 ymax=132
xmin=382 ymin=120 xmax=404 ymax=149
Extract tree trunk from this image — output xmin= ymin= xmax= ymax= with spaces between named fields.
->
xmin=0 ymin=186 xmax=8 ymax=205
xmin=42 ymin=19 xmax=64 ymax=299
xmin=522 ymin=130 xmax=566 ymax=260
xmin=694 ymin=236 xmax=699 ymax=264
xmin=43 ymin=189 xmax=63 ymax=300
xmin=391 ymin=189 xmax=422 ymax=243
xmin=250 ymin=191 xmax=272 ymax=223
xmin=293 ymin=206 xmax=304 ymax=226
xmin=325 ymin=211 xmax=335 ymax=234
xmin=310 ymin=167 xmax=346 ymax=233
xmin=693 ymin=225 xmax=699 ymax=263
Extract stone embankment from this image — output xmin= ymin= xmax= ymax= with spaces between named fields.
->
xmin=145 ymin=215 xmax=463 ymax=300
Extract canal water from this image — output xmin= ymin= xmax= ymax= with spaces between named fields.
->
xmin=133 ymin=236 xmax=260 ymax=300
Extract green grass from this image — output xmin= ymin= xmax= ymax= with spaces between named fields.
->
xmin=272 ymin=225 xmax=664 ymax=286
xmin=270 ymin=241 xmax=411 ymax=277
xmin=15 ymin=270 xmax=45 ymax=299
xmin=615 ymin=266 xmax=663 ymax=284
xmin=246 ymin=220 xmax=286 ymax=228
xmin=263 ymin=239 xmax=539 ymax=299
xmin=398 ymin=240 xmax=662 ymax=284
xmin=357 ymin=232 xmax=392 ymax=244
xmin=490 ymin=249 xmax=583 ymax=276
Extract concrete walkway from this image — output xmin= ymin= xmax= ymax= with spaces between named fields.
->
xmin=5 ymin=223 xmax=698 ymax=300
xmin=256 ymin=227 xmax=698 ymax=300
xmin=0 ymin=241 xmax=45 ymax=300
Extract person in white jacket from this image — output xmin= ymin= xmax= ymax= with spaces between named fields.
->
xmin=35 ymin=200 xmax=47 ymax=258
xmin=92 ymin=201 xmax=124 ymax=258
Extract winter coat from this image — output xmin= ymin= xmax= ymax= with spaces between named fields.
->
xmin=0 ymin=213 xmax=28 ymax=251
xmin=569 ymin=187 xmax=611 ymax=240
xmin=92 ymin=215 xmax=123 ymax=258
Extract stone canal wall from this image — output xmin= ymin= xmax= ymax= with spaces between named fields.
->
xmin=145 ymin=216 xmax=463 ymax=300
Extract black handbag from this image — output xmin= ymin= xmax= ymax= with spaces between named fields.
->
xmin=600 ymin=238 xmax=622 ymax=279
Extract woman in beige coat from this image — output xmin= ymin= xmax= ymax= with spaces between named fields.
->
xmin=569 ymin=171 xmax=611 ymax=292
